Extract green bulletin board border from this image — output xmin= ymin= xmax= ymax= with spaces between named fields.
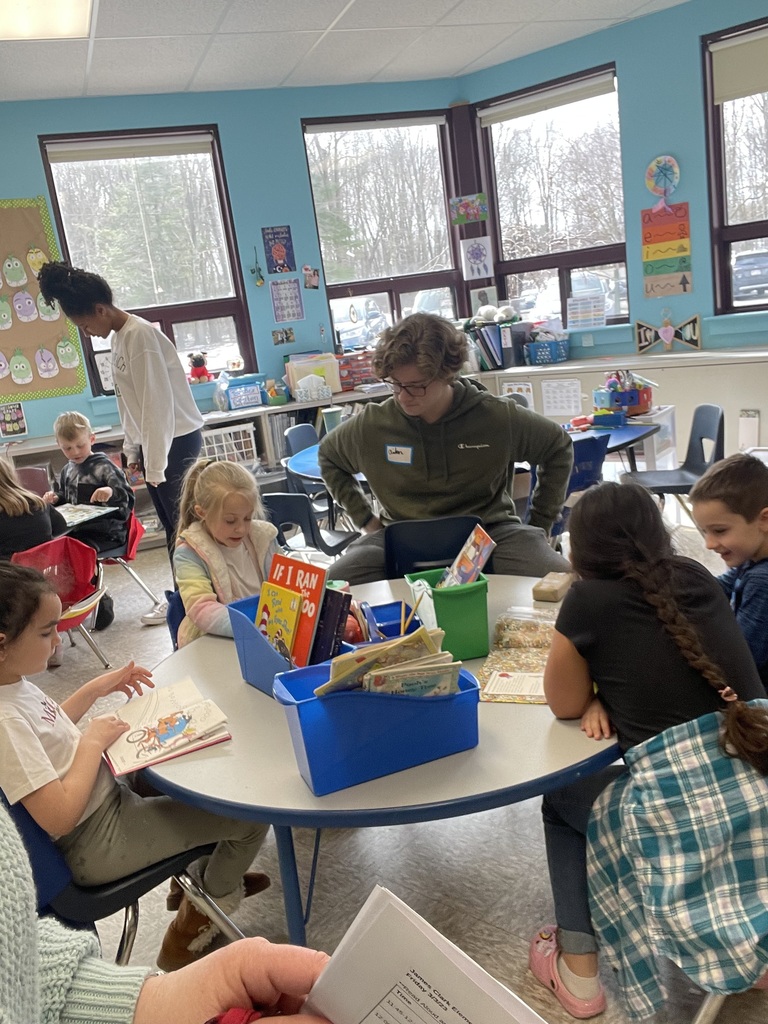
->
xmin=0 ymin=195 xmax=87 ymax=400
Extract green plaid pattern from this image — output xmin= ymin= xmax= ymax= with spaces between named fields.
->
xmin=587 ymin=701 xmax=768 ymax=1019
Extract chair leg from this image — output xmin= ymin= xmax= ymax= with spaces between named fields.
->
xmin=673 ymin=493 xmax=699 ymax=527
xmin=691 ymin=992 xmax=727 ymax=1024
xmin=76 ymin=624 xmax=111 ymax=669
xmin=173 ymin=872 xmax=246 ymax=943
xmin=116 ymin=559 xmax=161 ymax=605
xmin=115 ymin=901 xmax=139 ymax=965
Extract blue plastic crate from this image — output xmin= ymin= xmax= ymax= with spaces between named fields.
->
xmin=524 ymin=339 xmax=569 ymax=365
xmin=273 ymin=663 xmax=480 ymax=795
xmin=361 ymin=601 xmax=421 ymax=640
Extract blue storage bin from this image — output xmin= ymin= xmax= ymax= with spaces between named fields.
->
xmin=363 ymin=601 xmax=421 ymax=639
xmin=228 ymin=595 xmax=354 ymax=695
xmin=524 ymin=339 xmax=569 ymax=365
xmin=273 ymin=663 xmax=480 ymax=795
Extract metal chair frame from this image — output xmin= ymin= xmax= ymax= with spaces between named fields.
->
xmin=98 ymin=511 xmax=161 ymax=606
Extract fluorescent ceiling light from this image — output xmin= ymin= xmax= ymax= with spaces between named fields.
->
xmin=0 ymin=0 xmax=92 ymax=41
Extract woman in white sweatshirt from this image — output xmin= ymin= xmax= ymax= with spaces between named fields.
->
xmin=39 ymin=262 xmax=204 ymax=570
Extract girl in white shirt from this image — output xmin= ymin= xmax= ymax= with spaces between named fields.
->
xmin=0 ymin=563 xmax=269 ymax=972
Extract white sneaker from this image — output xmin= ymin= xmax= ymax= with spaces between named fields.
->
xmin=141 ymin=600 xmax=168 ymax=626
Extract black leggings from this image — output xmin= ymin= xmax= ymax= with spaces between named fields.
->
xmin=141 ymin=429 xmax=203 ymax=560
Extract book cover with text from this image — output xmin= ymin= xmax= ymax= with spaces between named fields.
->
xmin=268 ymin=554 xmax=328 ymax=666
xmin=257 ymin=581 xmax=302 ymax=656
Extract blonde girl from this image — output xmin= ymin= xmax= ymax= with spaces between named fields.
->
xmin=174 ymin=459 xmax=279 ymax=648
xmin=0 ymin=457 xmax=66 ymax=560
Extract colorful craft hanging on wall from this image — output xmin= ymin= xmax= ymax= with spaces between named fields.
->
xmin=0 ymin=196 xmax=86 ymax=401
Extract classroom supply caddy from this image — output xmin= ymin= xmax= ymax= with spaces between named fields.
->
xmin=404 ymin=570 xmax=489 ymax=660
xmin=365 ymin=601 xmax=421 ymax=639
xmin=273 ymin=663 xmax=480 ymax=795
xmin=523 ymin=338 xmax=570 ymax=365
xmin=213 ymin=372 xmax=266 ymax=411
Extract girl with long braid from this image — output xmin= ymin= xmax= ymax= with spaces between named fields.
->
xmin=529 ymin=481 xmax=767 ymax=1019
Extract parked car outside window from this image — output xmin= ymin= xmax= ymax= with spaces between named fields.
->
xmin=733 ymin=251 xmax=768 ymax=298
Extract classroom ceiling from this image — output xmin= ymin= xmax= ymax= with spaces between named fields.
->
xmin=0 ymin=0 xmax=688 ymax=102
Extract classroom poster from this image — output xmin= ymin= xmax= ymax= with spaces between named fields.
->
xmin=262 ymin=224 xmax=296 ymax=274
xmin=270 ymin=279 xmax=305 ymax=323
xmin=640 ymin=201 xmax=693 ymax=299
xmin=0 ymin=400 xmax=27 ymax=437
xmin=449 ymin=192 xmax=488 ymax=225
xmin=0 ymin=196 xmax=86 ymax=400
xmin=460 ymin=236 xmax=492 ymax=280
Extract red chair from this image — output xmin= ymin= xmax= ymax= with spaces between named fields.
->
xmin=11 ymin=537 xmax=110 ymax=668
xmin=98 ymin=512 xmax=161 ymax=606
xmin=16 ymin=465 xmax=51 ymax=497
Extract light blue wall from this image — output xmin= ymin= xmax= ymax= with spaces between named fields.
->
xmin=1 ymin=0 xmax=766 ymax=437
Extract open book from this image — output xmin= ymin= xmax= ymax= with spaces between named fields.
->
xmin=305 ymin=886 xmax=547 ymax=1024
xmin=103 ymin=676 xmax=230 ymax=776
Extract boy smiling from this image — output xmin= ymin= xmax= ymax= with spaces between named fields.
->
xmin=690 ymin=453 xmax=768 ymax=685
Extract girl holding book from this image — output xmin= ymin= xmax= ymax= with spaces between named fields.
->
xmin=174 ymin=459 xmax=280 ymax=648
xmin=532 ymin=481 xmax=767 ymax=1019
xmin=0 ymin=563 xmax=270 ymax=972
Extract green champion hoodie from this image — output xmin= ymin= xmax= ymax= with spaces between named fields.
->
xmin=318 ymin=377 xmax=573 ymax=532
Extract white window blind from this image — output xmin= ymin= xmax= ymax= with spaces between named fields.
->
xmin=709 ymin=26 xmax=768 ymax=105
xmin=45 ymin=131 xmax=214 ymax=162
xmin=477 ymin=70 xmax=615 ymax=128
xmin=304 ymin=115 xmax=446 ymax=135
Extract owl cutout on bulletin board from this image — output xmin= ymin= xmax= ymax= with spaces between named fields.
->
xmin=635 ymin=312 xmax=701 ymax=354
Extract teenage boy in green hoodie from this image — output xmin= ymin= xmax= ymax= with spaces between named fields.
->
xmin=319 ymin=312 xmax=573 ymax=585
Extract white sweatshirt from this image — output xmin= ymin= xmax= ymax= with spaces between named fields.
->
xmin=111 ymin=315 xmax=203 ymax=483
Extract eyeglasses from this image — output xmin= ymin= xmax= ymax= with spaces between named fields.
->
xmin=383 ymin=378 xmax=434 ymax=397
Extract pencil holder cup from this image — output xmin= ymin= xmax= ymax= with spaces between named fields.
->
xmin=404 ymin=570 xmax=489 ymax=660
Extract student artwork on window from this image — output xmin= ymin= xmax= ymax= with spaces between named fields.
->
xmin=262 ymin=225 xmax=296 ymax=274
xmin=0 ymin=196 xmax=86 ymax=400
xmin=449 ymin=192 xmax=489 ymax=226
xmin=460 ymin=236 xmax=492 ymax=280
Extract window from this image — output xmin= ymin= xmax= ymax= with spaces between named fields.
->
xmin=705 ymin=21 xmax=768 ymax=312
xmin=304 ymin=115 xmax=459 ymax=349
xmin=40 ymin=126 xmax=254 ymax=391
xmin=479 ymin=67 xmax=627 ymax=328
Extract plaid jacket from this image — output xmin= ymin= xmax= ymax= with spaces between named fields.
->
xmin=587 ymin=702 xmax=768 ymax=1019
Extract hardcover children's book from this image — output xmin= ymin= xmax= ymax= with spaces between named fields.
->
xmin=103 ymin=676 xmax=230 ymax=776
xmin=267 ymin=554 xmax=328 ymax=667
xmin=256 ymin=581 xmax=302 ymax=656
xmin=437 ymin=524 xmax=496 ymax=587
xmin=310 ymin=587 xmax=352 ymax=664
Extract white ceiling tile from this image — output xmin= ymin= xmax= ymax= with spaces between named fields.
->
xmin=461 ymin=19 xmax=611 ymax=74
xmin=632 ymin=0 xmax=690 ymax=13
xmin=283 ymin=27 xmax=417 ymax=86
xmin=438 ymin=0 xmax=558 ymax=25
xmin=547 ymin=0 xmax=650 ymax=18
xmin=85 ymin=36 xmax=209 ymax=95
xmin=220 ymin=0 xmax=349 ymax=34
xmin=193 ymin=31 xmax=322 ymax=90
xmin=337 ymin=0 xmax=457 ymax=30
xmin=0 ymin=40 xmax=88 ymax=99
xmin=375 ymin=23 xmax=521 ymax=81
xmin=95 ymin=0 xmax=227 ymax=37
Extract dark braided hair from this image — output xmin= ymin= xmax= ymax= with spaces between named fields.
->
xmin=569 ymin=481 xmax=768 ymax=775
xmin=38 ymin=261 xmax=113 ymax=317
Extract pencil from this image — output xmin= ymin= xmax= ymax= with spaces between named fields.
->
xmin=403 ymin=592 xmax=424 ymax=632
xmin=400 ymin=600 xmax=406 ymax=635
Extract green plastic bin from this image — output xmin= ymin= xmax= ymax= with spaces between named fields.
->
xmin=404 ymin=569 xmax=489 ymax=660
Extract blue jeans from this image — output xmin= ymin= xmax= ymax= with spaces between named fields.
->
xmin=542 ymin=764 xmax=626 ymax=954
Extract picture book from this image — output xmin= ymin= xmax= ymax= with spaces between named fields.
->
xmin=314 ymin=625 xmax=445 ymax=696
xmin=362 ymin=654 xmax=461 ymax=696
xmin=437 ymin=524 xmax=496 ymax=587
xmin=256 ymin=581 xmax=302 ymax=656
xmin=56 ymin=503 xmax=116 ymax=527
xmin=309 ymin=587 xmax=352 ymax=664
xmin=267 ymin=554 xmax=328 ymax=667
xmin=103 ymin=676 xmax=230 ymax=776
xmin=305 ymin=885 xmax=547 ymax=1024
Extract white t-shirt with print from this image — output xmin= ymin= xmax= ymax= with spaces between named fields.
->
xmin=0 ymin=678 xmax=115 ymax=838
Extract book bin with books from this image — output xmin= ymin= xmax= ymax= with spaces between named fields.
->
xmin=273 ymin=662 xmax=480 ymax=796
xmin=405 ymin=569 xmax=490 ymax=660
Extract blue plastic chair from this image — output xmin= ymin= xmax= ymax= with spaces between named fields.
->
xmin=383 ymin=515 xmax=483 ymax=579
xmin=165 ymin=588 xmax=186 ymax=650
xmin=527 ymin=433 xmax=610 ymax=541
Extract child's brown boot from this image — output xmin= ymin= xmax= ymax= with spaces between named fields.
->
xmin=156 ymin=894 xmax=219 ymax=972
xmin=166 ymin=871 xmax=270 ymax=911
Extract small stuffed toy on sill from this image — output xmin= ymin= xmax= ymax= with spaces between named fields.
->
xmin=188 ymin=351 xmax=213 ymax=383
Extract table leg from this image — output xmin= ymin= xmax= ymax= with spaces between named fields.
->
xmin=626 ymin=446 xmax=638 ymax=472
xmin=274 ymin=824 xmax=307 ymax=945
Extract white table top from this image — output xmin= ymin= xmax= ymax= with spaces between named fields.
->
xmin=146 ymin=576 xmax=618 ymax=827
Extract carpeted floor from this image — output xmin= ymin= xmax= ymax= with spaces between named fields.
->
xmin=32 ymin=530 xmax=767 ymax=1024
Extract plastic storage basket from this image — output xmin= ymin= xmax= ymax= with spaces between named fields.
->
xmin=523 ymin=339 xmax=570 ymax=365
xmin=404 ymin=569 xmax=489 ymax=660
xmin=273 ymin=662 xmax=480 ymax=795
xmin=201 ymin=424 xmax=258 ymax=467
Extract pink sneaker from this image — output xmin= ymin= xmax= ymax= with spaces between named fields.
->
xmin=529 ymin=926 xmax=606 ymax=1020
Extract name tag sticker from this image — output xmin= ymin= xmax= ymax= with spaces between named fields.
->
xmin=385 ymin=445 xmax=413 ymax=465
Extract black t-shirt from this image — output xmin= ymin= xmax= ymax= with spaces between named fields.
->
xmin=555 ymin=557 xmax=765 ymax=751
xmin=0 ymin=505 xmax=67 ymax=560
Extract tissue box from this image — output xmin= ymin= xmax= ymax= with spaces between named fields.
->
xmin=273 ymin=662 xmax=479 ymax=795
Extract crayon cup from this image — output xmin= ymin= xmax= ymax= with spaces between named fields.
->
xmin=321 ymin=407 xmax=343 ymax=432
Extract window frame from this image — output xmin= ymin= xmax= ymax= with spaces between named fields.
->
xmin=475 ymin=65 xmax=628 ymax=328
xmin=302 ymin=110 xmax=465 ymax=330
xmin=704 ymin=18 xmax=768 ymax=315
xmin=39 ymin=123 xmax=256 ymax=395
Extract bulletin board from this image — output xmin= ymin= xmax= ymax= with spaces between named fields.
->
xmin=0 ymin=196 xmax=86 ymax=400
